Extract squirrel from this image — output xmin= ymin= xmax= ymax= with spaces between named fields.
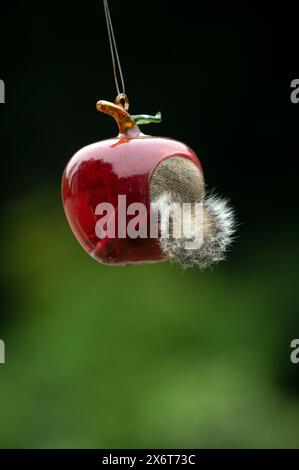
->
xmin=150 ymin=156 xmax=235 ymax=269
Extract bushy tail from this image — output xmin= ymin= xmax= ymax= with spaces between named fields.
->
xmin=155 ymin=192 xmax=236 ymax=269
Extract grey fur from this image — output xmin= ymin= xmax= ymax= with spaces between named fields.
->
xmin=150 ymin=156 xmax=205 ymax=203
xmin=150 ymin=157 xmax=235 ymax=269
xmin=157 ymin=193 xmax=235 ymax=269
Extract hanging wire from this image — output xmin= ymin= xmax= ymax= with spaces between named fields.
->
xmin=103 ymin=0 xmax=126 ymax=96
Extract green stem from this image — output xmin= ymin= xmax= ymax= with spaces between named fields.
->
xmin=132 ymin=112 xmax=162 ymax=126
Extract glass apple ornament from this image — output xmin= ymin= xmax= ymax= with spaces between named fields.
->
xmin=62 ymin=96 xmax=202 ymax=265
xmin=62 ymin=95 xmax=234 ymax=267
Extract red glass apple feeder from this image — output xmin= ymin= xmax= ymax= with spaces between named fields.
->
xmin=62 ymin=95 xmax=203 ymax=265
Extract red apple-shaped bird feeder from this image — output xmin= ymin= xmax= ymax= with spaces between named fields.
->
xmin=62 ymin=95 xmax=234 ymax=267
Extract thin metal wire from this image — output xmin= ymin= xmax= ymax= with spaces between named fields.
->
xmin=103 ymin=0 xmax=125 ymax=96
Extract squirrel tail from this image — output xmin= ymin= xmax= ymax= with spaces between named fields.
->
xmin=154 ymin=192 xmax=236 ymax=269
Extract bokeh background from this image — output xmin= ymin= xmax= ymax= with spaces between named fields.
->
xmin=1 ymin=1 xmax=299 ymax=448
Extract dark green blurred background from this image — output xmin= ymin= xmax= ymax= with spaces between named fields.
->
xmin=1 ymin=1 xmax=299 ymax=448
